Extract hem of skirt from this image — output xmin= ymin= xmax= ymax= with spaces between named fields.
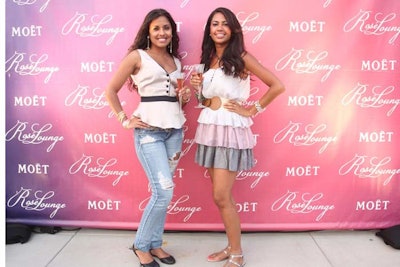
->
xmin=195 ymin=144 xmax=255 ymax=172
xmin=194 ymin=161 xmax=255 ymax=172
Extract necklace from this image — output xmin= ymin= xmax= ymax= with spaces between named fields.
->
xmin=206 ymin=55 xmax=222 ymax=86
xmin=210 ymin=55 xmax=221 ymax=69
xmin=209 ymin=65 xmax=219 ymax=83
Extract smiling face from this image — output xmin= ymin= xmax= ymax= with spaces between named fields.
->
xmin=209 ymin=12 xmax=232 ymax=46
xmin=148 ymin=16 xmax=172 ymax=49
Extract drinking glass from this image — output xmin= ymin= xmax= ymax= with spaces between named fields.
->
xmin=176 ymin=72 xmax=186 ymax=113
xmin=193 ymin=64 xmax=205 ymax=108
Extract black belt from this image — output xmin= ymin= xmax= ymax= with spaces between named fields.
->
xmin=141 ymin=96 xmax=177 ymax=102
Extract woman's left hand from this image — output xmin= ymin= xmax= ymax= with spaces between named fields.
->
xmin=223 ymin=100 xmax=252 ymax=117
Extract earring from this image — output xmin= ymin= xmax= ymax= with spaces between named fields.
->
xmin=169 ymin=36 xmax=173 ymax=53
xmin=146 ymin=36 xmax=150 ymax=49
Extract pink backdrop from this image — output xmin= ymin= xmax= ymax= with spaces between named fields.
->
xmin=5 ymin=0 xmax=400 ymax=231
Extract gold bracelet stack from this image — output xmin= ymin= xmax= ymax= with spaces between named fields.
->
xmin=116 ymin=111 xmax=127 ymax=123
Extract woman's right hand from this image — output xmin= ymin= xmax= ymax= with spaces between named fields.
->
xmin=123 ymin=116 xmax=150 ymax=129
xmin=190 ymin=72 xmax=203 ymax=93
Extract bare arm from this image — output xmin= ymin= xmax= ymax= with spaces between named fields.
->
xmin=104 ymin=50 xmax=141 ymax=116
xmin=243 ymin=52 xmax=285 ymax=116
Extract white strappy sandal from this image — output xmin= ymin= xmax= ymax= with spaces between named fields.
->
xmin=226 ymin=254 xmax=245 ymax=267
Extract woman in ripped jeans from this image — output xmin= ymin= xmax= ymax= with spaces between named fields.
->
xmin=105 ymin=8 xmax=191 ymax=267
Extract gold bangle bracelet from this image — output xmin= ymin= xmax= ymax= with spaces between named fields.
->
xmin=122 ymin=119 xmax=130 ymax=128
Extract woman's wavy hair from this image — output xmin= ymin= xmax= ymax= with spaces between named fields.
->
xmin=126 ymin=9 xmax=180 ymax=88
xmin=200 ymin=7 xmax=247 ymax=78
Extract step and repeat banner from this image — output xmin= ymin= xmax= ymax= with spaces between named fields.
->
xmin=5 ymin=0 xmax=400 ymax=231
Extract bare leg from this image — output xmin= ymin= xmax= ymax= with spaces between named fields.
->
xmin=209 ymin=168 xmax=244 ymax=266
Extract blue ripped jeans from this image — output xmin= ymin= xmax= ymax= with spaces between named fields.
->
xmin=133 ymin=127 xmax=183 ymax=251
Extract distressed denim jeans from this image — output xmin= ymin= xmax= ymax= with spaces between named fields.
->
xmin=133 ymin=127 xmax=183 ymax=251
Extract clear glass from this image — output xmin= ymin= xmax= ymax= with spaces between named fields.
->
xmin=176 ymin=72 xmax=186 ymax=114
xmin=193 ymin=64 xmax=205 ymax=108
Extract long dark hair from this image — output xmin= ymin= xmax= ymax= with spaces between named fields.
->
xmin=201 ymin=7 xmax=246 ymax=78
xmin=126 ymin=8 xmax=180 ymax=88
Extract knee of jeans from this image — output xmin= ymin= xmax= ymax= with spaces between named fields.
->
xmin=157 ymin=171 xmax=175 ymax=190
xmin=168 ymin=152 xmax=181 ymax=172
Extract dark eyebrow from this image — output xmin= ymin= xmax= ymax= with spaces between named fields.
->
xmin=151 ymin=23 xmax=170 ymax=29
xmin=212 ymin=20 xmax=227 ymax=23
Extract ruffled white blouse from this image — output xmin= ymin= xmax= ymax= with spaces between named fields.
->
xmin=131 ymin=49 xmax=186 ymax=129
xmin=195 ymin=68 xmax=256 ymax=149
xmin=198 ymin=68 xmax=253 ymax=128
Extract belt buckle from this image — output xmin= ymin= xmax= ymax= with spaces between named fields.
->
xmin=207 ymin=96 xmax=226 ymax=110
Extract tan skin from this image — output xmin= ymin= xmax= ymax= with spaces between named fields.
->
xmin=190 ymin=12 xmax=285 ymax=267
xmin=105 ymin=16 xmax=190 ymax=265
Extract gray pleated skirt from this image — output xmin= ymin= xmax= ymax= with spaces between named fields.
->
xmin=195 ymin=144 xmax=255 ymax=172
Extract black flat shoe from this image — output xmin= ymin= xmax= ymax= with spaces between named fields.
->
xmin=132 ymin=246 xmax=160 ymax=267
xmin=150 ymin=252 xmax=176 ymax=265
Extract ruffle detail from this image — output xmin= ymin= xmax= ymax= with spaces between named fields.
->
xmin=133 ymin=102 xmax=186 ymax=129
xmin=197 ymin=107 xmax=253 ymax=128
xmin=195 ymin=144 xmax=255 ymax=171
xmin=195 ymin=123 xmax=256 ymax=149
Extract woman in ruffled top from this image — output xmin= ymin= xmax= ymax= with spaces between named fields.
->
xmin=190 ymin=7 xmax=285 ymax=267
